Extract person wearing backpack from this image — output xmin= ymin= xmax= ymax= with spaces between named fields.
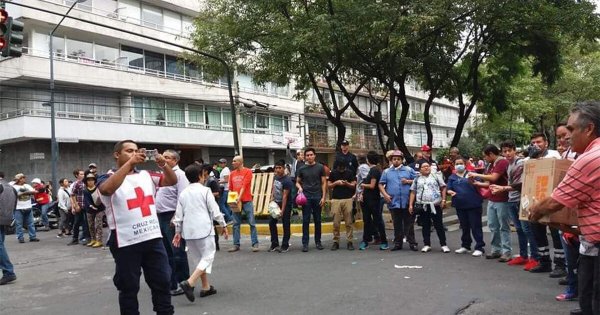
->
xmin=57 ymin=178 xmax=72 ymax=238
xmin=409 ymin=162 xmax=449 ymax=253
xmin=447 ymin=157 xmax=485 ymax=257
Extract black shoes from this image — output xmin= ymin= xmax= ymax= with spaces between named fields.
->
xmin=486 ymin=252 xmax=501 ymax=260
xmin=347 ymin=242 xmax=355 ymax=250
xmin=549 ymin=268 xmax=568 ymax=278
xmin=280 ymin=245 xmax=289 ymax=253
xmin=170 ymin=287 xmax=184 ymax=296
xmin=558 ymin=278 xmax=568 ymax=286
xmin=331 ymin=242 xmax=339 ymax=251
xmin=179 ymin=280 xmax=195 ymax=302
xmin=67 ymin=240 xmax=79 ymax=246
xmin=199 ymin=285 xmax=217 ymax=298
xmin=18 ymin=239 xmax=24 ymax=244
xmin=0 ymin=274 xmax=16 ymax=285
xmin=409 ymin=244 xmax=418 ymax=251
xmin=302 ymin=245 xmax=309 ymax=252
xmin=530 ymin=264 xmax=552 ymax=273
xmin=29 ymin=238 xmax=40 ymax=242
xmin=570 ymin=308 xmax=583 ymax=315
xmin=316 ymin=243 xmax=324 ymax=250
xmin=390 ymin=245 xmax=403 ymax=251
xmin=268 ymin=245 xmax=280 ymax=252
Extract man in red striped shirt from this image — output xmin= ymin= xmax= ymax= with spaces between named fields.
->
xmin=529 ymin=102 xmax=600 ymax=315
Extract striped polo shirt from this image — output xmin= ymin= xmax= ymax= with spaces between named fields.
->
xmin=552 ymin=137 xmax=600 ymax=243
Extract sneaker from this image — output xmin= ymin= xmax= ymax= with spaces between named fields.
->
xmin=252 ymin=244 xmax=260 ymax=252
xmin=56 ymin=233 xmax=64 ymax=238
xmin=302 ymin=245 xmax=309 ymax=252
xmin=524 ymin=259 xmax=540 ymax=271
xmin=570 ymin=308 xmax=583 ymax=315
xmin=228 ymin=245 xmax=240 ymax=252
xmin=0 ymin=274 xmax=16 ymax=285
xmin=409 ymin=244 xmax=418 ymax=252
xmin=359 ymin=241 xmax=368 ymax=250
xmin=18 ymin=239 xmax=25 ymax=244
xmin=559 ymin=278 xmax=569 ymax=286
xmin=268 ymin=245 xmax=280 ymax=252
xmin=391 ymin=245 xmax=403 ymax=251
xmin=485 ymin=252 xmax=501 ymax=260
xmin=280 ymin=245 xmax=289 ymax=253
xmin=92 ymin=241 xmax=103 ymax=248
xmin=455 ymin=247 xmax=470 ymax=254
xmin=170 ymin=287 xmax=184 ymax=296
xmin=556 ymin=292 xmax=577 ymax=301
xmin=507 ymin=256 xmax=528 ymax=266
xmin=421 ymin=245 xmax=431 ymax=253
xmin=67 ymin=240 xmax=79 ymax=246
xmin=441 ymin=246 xmax=450 ymax=253
xmin=29 ymin=238 xmax=40 ymax=242
xmin=331 ymin=242 xmax=339 ymax=251
xmin=472 ymin=250 xmax=484 ymax=257
xmin=498 ymin=254 xmax=512 ymax=263
xmin=380 ymin=242 xmax=389 ymax=250
xmin=179 ymin=280 xmax=195 ymax=302
xmin=529 ymin=263 xmax=552 ymax=273
xmin=550 ymin=268 xmax=568 ymax=278
xmin=347 ymin=242 xmax=354 ymax=250
xmin=86 ymin=240 xmax=94 ymax=247
xmin=315 ymin=242 xmax=324 ymax=250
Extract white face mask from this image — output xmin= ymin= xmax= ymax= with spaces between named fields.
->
xmin=455 ymin=165 xmax=466 ymax=172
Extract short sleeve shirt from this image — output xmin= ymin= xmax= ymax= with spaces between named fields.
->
xmin=328 ymin=169 xmax=356 ymax=200
xmin=410 ymin=173 xmax=446 ymax=204
xmin=228 ymin=168 xmax=253 ymax=202
xmin=486 ymin=158 xmax=509 ymax=202
xmin=362 ymin=167 xmax=382 ymax=201
xmin=297 ymin=163 xmax=326 ymax=199
xmin=274 ymin=175 xmax=293 ymax=203
xmin=13 ymin=184 xmax=34 ymax=209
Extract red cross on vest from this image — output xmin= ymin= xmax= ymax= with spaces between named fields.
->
xmin=127 ymin=187 xmax=154 ymax=217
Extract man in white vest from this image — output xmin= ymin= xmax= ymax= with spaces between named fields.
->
xmin=98 ymin=140 xmax=177 ymax=315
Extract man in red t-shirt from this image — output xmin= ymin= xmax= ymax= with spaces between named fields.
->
xmin=468 ymin=144 xmax=512 ymax=262
xmin=227 ymin=156 xmax=259 ymax=252
xmin=31 ymin=178 xmax=51 ymax=231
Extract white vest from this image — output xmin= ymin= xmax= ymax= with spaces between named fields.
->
xmin=101 ymin=170 xmax=162 ymax=248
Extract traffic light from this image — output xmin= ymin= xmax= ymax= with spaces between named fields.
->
xmin=0 ymin=9 xmax=23 ymax=58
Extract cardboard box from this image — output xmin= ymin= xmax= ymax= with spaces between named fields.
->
xmin=519 ymin=158 xmax=578 ymax=226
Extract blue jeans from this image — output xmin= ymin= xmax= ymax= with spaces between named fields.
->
xmin=0 ymin=226 xmax=15 ymax=277
xmin=40 ymin=203 xmax=50 ymax=227
xmin=487 ymin=201 xmax=511 ymax=255
xmin=14 ymin=209 xmax=36 ymax=241
xmin=561 ymin=233 xmax=579 ymax=296
xmin=218 ymin=190 xmax=233 ymax=223
xmin=508 ymin=202 xmax=529 ymax=258
xmin=232 ymin=201 xmax=258 ymax=246
xmin=302 ymin=197 xmax=322 ymax=246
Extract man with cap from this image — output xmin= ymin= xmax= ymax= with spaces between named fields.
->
xmin=412 ymin=145 xmax=439 ymax=175
xmin=31 ymin=178 xmax=51 ymax=231
xmin=334 ymin=140 xmax=359 ymax=174
xmin=328 ymin=157 xmax=357 ymax=250
xmin=88 ymin=163 xmax=98 ymax=174
xmin=379 ymin=151 xmax=418 ymax=251
xmin=11 ymin=174 xmax=39 ymax=243
xmin=217 ymin=158 xmax=233 ymax=223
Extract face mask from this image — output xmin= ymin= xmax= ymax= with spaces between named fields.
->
xmin=528 ymin=144 xmax=543 ymax=158
xmin=455 ymin=165 xmax=466 ymax=172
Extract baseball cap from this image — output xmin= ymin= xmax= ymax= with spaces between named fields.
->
xmin=85 ymin=172 xmax=96 ymax=179
xmin=420 ymin=145 xmax=432 ymax=152
xmin=218 ymin=158 xmax=227 ymax=163
xmin=14 ymin=173 xmax=25 ymax=181
xmin=88 ymin=163 xmax=97 ymax=168
xmin=390 ymin=150 xmax=404 ymax=158
xmin=31 ymin=178 xmax=42 ymax=184
xmin=341 ymin=140 xmax=349 ymax=145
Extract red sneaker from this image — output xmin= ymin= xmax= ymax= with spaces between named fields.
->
xmin=555 ymin=292 xmax=577 ymax=301
xmin=507 ymin=256 xmax=528 ymax=266
xmin=524 ymin=259 xmax=539 ymax=271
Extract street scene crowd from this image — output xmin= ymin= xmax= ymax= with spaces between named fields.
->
xmin=0 ymin=102 xmax=599 ymax=315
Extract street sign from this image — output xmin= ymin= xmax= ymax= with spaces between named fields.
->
xmin=30 ymin=152 xmax=45 ymax=160
xmin=57 ymin=137 xmax=79 ymax=143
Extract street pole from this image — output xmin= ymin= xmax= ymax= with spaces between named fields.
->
xmin=10 ymin=1 xmax=241 ymax=155
xmin=49 ymin=0 xmax=82 ymax=195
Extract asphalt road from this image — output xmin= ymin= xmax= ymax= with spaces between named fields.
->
xmin=1 ymin=228 xmax=575 ymax=315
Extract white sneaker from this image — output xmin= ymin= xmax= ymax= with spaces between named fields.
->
xmin=472 ymin=250 xmax=483 ymax=257
xmin=441 ymin=246 xmax=451 ymax=253
xmin=455 ymin=247 xmax=469 ymax=254
xmin=421 ymin=245 xmax=431 ymax=253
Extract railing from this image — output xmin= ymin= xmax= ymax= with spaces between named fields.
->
xmin=307 ymin=132 xmax=380 ymax=150
xmin=304 ymin=102 xmax=389 ymax=120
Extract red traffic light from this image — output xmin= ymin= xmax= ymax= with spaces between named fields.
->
xmin=0 ymin=9 xmax=7 ymax=25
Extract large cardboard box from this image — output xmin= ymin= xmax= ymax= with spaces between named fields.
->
xmin=519 ymin=158 xmax=578 ymax=226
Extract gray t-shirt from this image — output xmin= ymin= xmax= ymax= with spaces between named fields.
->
xmin=297 ymin=163 xmax=325 ymax=199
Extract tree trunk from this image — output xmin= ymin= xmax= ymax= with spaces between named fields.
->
xmin=335 ymin=120 xmax=346 ymax=150
xmin=423 ymin=91 xmax=437 ymax=147
xmin=450 ymin=116 xmax=467 ymax=147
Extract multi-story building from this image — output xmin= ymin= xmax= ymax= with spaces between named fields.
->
xmin=0 ymin=0 xmax=465 ymax=181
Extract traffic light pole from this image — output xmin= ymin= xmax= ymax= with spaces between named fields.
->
xmin=7 ymin=1 xmax=242 ymax=172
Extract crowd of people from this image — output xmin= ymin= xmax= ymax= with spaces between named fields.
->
xmin=0 ymin=102 xmax=599 ymax=315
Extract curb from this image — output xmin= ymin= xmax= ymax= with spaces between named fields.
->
xmin=226 ymin=220 xmax=364 ymax=235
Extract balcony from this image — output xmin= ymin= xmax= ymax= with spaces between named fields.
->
xmin=307 ymin=132 xmax=380 ymax=151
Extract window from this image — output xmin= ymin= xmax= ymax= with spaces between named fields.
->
xmin=95 ymin=44 xmax=119 ymax=64
xmin=182 ymin=16 xmax=194 ymax=35
xmin=188 ymin=104 xmax=204 ymax=124
xmin=242 ymin=113 xmax=255 ymax=130
xmin=145 ymin=51 xmax=164 ymax=73
xmin=222 ymin=109 xmax=232 ymax=126
xmin=166 ymin=55 xmax=183 ymax=76
xmin=142 ymin=4 xmax=163 ymax=29
xmin=163 ymin=10 xmax=182 ymax=33
xmin=205 ymin=106 xmax=221 ymax=127
xmin=121 ymin=45 xmax=144 ymax=69
xmin=146 ymin=98 xmax=165 ymax=124
xmin=120 ymin=0 xmax=141 ymax=24
xmin=185 ymin=61 xmax=201 ymax=80
xmin=66 ymin=38 xmax=93 ymax=59
xmin=270 ymin=115 xmax=287 ymax=133
xmin=165 ymin=101 xmax=184 ymax=125
xmin=256 ymin=113 xmax=269 ymax=129
xmin=95 ymin=0 xmax=118 ymax=16
xmin=52 ymin=36 xmax=65 ymax=57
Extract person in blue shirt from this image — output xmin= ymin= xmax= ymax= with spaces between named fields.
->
xmin=379 ymin=151 xmax=418 ymax=251
xmin=447 ymin=156 xmax=485 ymax=257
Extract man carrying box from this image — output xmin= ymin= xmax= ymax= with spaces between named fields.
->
xmin=529 ymin=102 xmax=600 ymax=315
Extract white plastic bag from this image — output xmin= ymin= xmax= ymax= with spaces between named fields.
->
xmin=268 ymin=201 xmax=281 ymax=219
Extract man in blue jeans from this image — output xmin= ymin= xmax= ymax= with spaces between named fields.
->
xmin=296 ymin=147 xmax=327 ymax=252
xmin=227 ymin=156 xmax=259 ymax=252
xmin=217 ymin=158 xmax=233 ymax=223
xmin=0 ymin=174 xmax=18 ymax=285
xmin=11 ymin=173 xmax=40 ymax=243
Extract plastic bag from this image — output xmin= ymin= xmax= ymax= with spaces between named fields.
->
xmin=268 ymin=201 xmax=281 ymax=219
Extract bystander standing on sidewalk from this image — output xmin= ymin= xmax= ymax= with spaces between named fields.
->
xmin=359 ymin=151 xmax=388 ymax=251
xmin=11 ymin=174 xmax=39 ymax=243
xmin=328 ymin=159 xmax=356 ymax=251
xmin=268 ymin=160 xmax=293 ymax=252
xmin=56 ymin=178 xmax=72 ymax=238
xmin=296 ymin=148 xmax=327 ymax=252
xmin=0 ymin=172 xmax=18 ymax=285
xmin=228 ymin=156 xmax=259 ymax=252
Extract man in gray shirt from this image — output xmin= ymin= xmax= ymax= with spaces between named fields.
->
xmin=155 ymin=150 xmax=190 ymax=296
xmin=296 ymin=148 xmax=326 ymax=253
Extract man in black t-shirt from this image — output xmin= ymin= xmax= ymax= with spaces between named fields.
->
xmin=359 ymin=151 xmax=389 ymax=250
xmin=328 ymin=160 xmax=357 ymax=250
xmin=296 ymin=148 xmax=327 ymax=252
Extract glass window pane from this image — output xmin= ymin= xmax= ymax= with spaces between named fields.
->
xmin=205 ymin=106 xmax=221 ymax=127
xmin=66 ymin=38 xmax=93 ymax=59
xmin=95 ymin=44 xmax=119 ymax=65
xmin=242 ymin=112 xmax=255 ymax=129
xmin=52 ymin=36 xmax=65 ymax=57
xmin=120 ymin=0 xmax=141 ymax=24
xmin=182 ymin=16 xmax=194 ymax=35
xmin=222 ymin=109 xmax=232 ymax=126
xmin=271 ymin=115 xmax=283 ymax=133
xmin=142 ymin=4 xmax=163 ymax=29
xmin=166 ymin=55 xmax=184 ymax=76
xmin=145 ymin=98 xmax=165 ymax=123
xmin=163 ymin=10 xmax=182 ymax=33
xmin=145 ymin=51 xmax=164 ymax=72
xmin=95 ymin=0 xmax=118 ymax=16
xmin=188 ymin=104 xmax=204 ymax=124
xmin=256 ymin=114 xmax=268 ymax=129
xmin=166 ymin=102 xmax=184 ymax=125
xmin=185 ymin=61 xmax=201 ymax=80
xmin=121 ymin=45 xmax=144 ymax=70
xmin=133 ymin=97 xmax=143 ymax=120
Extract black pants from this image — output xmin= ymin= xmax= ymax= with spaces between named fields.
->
xmin=157 ymin=212 xmax=189 ymax=291
xmin=362 ymin=197 xmax=387 ymax=243
xmin=531 ymin=222 xmax=565 ymax=268
xmin=390 ymin=208 xmax=416 ymax=247
xmin=269 ymin=201 xmax=291 ymax=247
xmin=71 ymin=211 xmax=87 ymax=242
xmin=456 ymin=207 xmax=485 ymax=251
xmin=420 ymin=205 xmax=446 ymax=247
xmin=108 ymin=233 xmax=174 ymax=315
xmin=578 ymin=254 xmax=600 ymax=315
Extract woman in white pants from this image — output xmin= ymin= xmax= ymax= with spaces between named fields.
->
xmin=173 ymin=163 xmax=228 ymax=303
